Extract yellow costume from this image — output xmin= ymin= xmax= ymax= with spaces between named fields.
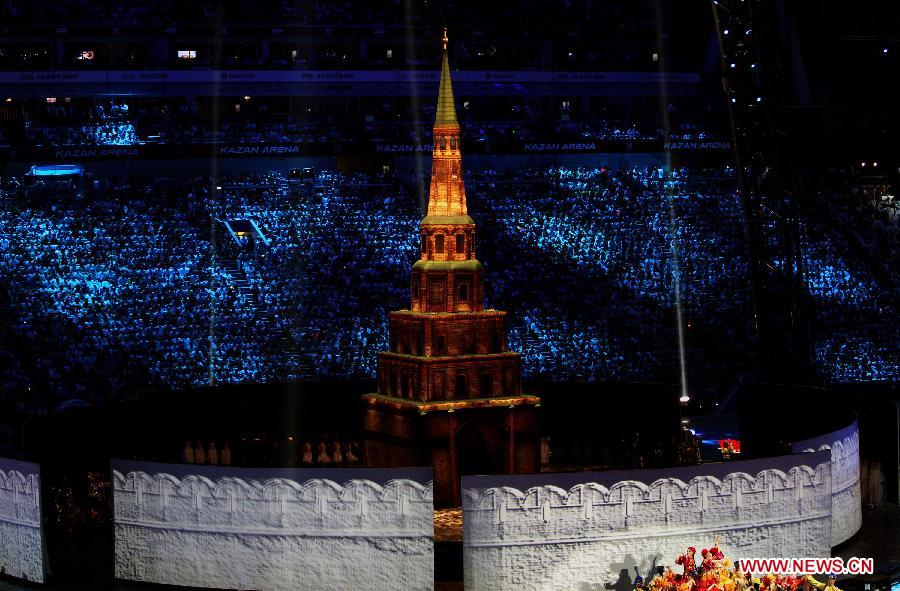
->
xmin=806 ymin=576 xmax=842 ymax=591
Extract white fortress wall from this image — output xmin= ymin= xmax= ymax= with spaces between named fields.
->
xmin=113 ymin=468 xmax=434 ymax=591
xmin=793 ymin=420 xmax=862 ymax=545
xmin=0 ymin=459 xmax=45 ymax=584
xmin=463 ymin=452 xmax=832 ymax=591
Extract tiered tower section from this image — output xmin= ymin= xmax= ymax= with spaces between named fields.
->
xmin=363 ymin=31 xmax=540 ymax=506
xmin=379 ymin=31 xmax=524 ymax=405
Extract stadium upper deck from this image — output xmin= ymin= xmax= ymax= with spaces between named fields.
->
xmin=0 ymin=0 xmax=708 ymax=71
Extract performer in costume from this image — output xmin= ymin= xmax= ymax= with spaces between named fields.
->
xmin=806 ymin=575 xmax=841 ymax=591
xmin=316 ymin=441 xmax=331 ymax=464
xmin=207 ymin=441 xmax=218 ymax=465
xmin=776 ymin=575 xmax=803 ymax=591
xmin=301 ymin=441 xmax=313 ymax=465
xmin=678 ymin=574 xmax=696 ymax=591
xmin=761 ymin=575 xmax=778 ymax=591
xmin=700 ymin=549 xmax=716 ymax=574
xmin=635 ymin=576 xmax=645 ymax=591
xmin=331 ymin=440 xmax=343 ymax=464
xmin=676 ymin=547 xmax=698 ymax=577
xmin=345 ymin=439 xmax=359 ymax=464
xmin=193 ymin=440 xmax=206 ymax=464
xmin=658 ymin=568 xmax=678 ymax=591
xmin=731 ymin=567 xmax=750 ymax=591
xmin=710 ymin=544 xmax=725 ymax=566
xmin=221 ymin=440 xmax=232 ymax=466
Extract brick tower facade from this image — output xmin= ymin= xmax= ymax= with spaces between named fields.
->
xmin=363 ymin=31 xmax=541 ymax=507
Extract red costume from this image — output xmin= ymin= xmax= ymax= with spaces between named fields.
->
xmin=676 ymin=547 xmax=697 ymax=577
xmin=777 ymin=575 xmax=803 ymax=591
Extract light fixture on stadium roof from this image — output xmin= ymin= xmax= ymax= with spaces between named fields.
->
xmin=679 ymin=393 xmax=690 ymax=403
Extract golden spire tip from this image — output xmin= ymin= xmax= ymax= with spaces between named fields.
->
xmin=442 ymin=28 xmax=448 ymax=51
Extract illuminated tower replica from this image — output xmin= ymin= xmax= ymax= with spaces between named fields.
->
xmin=363 ymin=31 xmax=541 ymax=506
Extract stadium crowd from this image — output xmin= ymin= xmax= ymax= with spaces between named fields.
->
xmin=2 ymin=96 xmax=714 ymax=149
xmin=0 ymin=164 xmax=896 ymax=425
xmin=7 ymin=116 xmax=686 ymax=148
xmin=0 ymin=180 xmax=300 ymax=415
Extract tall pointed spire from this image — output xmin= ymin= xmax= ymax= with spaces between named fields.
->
xmin=426 ymin=28 xmax=467 ymax=219
xmin=435 ymin=28 xmax=459 ymax=129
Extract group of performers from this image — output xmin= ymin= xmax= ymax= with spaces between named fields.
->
xmin=632 ymin=543 xmax=842 ymax=591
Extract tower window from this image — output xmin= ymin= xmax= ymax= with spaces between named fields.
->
xmin=435 ymin=234 xmax=444 ymax=253
xmin=458 ymin=282 xmax=469 ymax=302
xmin=456 ymin=234 xmax=465 ymax=253
xmin=450 ymin=137 xmax=456 ymax=150
xmin=504 ymin=366 xmax=515 ymax=393
xmin=456 ymin=373 xmax=467 ymax=398
xmin=464 ymin=332 xmax=475 ymax=354
xmin=412 ymin=279 xmax=419 ymax=300
xmin=479 ymin=373 xmax=492 ymax=397
xmin=421 ymin=235 xmax=427 ymax=253
xmin=440 ymin=136 xmax=446 ymax=150
xmin=433 ymin=372 xmax=445 ymax=400
xmin=430 ymin=281 xmax=445 ymax=304
xmin=436 ymin=335 xmax=446 ymax=355
xmin=490 ymin=330 xmax=501 ymax=353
